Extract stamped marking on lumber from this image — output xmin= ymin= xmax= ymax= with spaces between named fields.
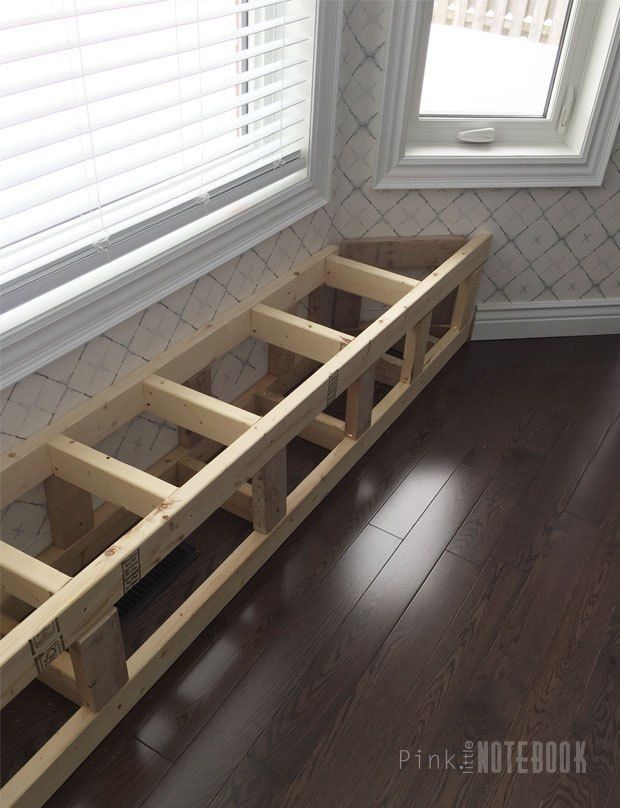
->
xmin=122 ymin=550 xmax=141 ymax=593
xmin=326 ymin=370 xmax=339 ymax=406
xmin=29 ymin=619 xmax=65 ymax=674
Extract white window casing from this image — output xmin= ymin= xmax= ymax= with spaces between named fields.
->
xmin=375 ymin=0 xmax=620 ymax=189
xmin=0 ymin=0 xmax=342 ymax=386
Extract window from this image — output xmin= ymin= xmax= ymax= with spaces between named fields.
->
xmin=375 ymin=0 xmax=620 ymax=188
xmin=1 ymin=0 xmax=316 ymax=305
xmin=420 ymin=0 xmax=573 ymax=117
xmin=0 ymin=0 xmax=341 ymax=385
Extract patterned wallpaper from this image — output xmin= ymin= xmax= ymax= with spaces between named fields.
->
xmin=1 ymin=0 xmax=619 ymax=553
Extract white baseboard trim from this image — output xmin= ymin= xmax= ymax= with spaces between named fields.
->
xmin=472 ymin=299 xmax=620 ymax=341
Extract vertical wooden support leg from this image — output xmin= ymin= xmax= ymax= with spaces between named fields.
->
xmin=179 ymin=367 xmax=212 ymax=447
xmin=401 ymin=313 xmax=432 ymax=385
xmin=268 ymin=305 xmax=299 ymax=377
xmin=345 ymin=365 xmax=375 ymax=439
xmin=268 ymin=343 xmax=297 ymax=376
xmin=332 ymin=290 xmax=361 ymax=331
xmin=44 ymin=476 xmax=94 ymax=548
xmin=451 ymin=269 xmax=481 ymax=333
xmin=308 ymin=284 xmax=336 ymax=326
xmin=69 ymin=608 xmax=128 ymax=711
xmin=252 ymin=448 xmax=287 ymax=533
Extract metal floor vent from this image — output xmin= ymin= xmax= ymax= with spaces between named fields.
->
xmin=116 ymin=542 xmax=199 ymax=618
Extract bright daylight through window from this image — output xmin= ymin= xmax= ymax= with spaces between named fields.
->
xmin=420 ymin=0 xmax=573 ymax=117
xmin=0 ymin=0 xmax=318 ymax=309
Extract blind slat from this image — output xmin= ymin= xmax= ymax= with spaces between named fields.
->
xmin=5 ymin=125 xmax=304 ymax=254
xmin=1 ymin=12 xmax=305 ymax=66
xmin=2 ymin=103 xmax=306 ymax=218
xmin=1 ymin=0 xmax=285 ymax=31
xmin=99 ymin=140 xmax=304 ymax=241
xmin=1 ymin=35 xmax=305 ymax=101
xmin=2 ymin=75 xmax=306 ymax=181
xmin=1 ymin=56 xmax=305 ymax=135
xmin=0 ymin=1 xmax=169 ymax=30
xmin=3 ymin=115 xmax=304 ymax=237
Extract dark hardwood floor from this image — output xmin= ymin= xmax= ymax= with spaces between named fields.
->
xmin=3 ymin=335 xmax=620 ymax=808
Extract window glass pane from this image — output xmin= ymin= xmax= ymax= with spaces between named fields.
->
xmin=420 ymin=0 xmax=573 ymax=117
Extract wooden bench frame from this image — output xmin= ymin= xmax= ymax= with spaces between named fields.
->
xmin=0 ymin=234 xmax=491 ymax=807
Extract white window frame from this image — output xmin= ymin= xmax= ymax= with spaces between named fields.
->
xmin=0 ymin=0 xmax=342 ymax=388
xmin=375 ymin=0 xmax=620 ymax=189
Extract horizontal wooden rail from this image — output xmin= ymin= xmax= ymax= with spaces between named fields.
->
xmin=0 ymin=541 xmax=70 ymax=608
xmin=0 ymin=247 xmax=337 ymax=505
xmin=251 ymin=304 xmax=404 ymax=387
xmin=47 ymin=435 xmax=177 ymax=518
xmin=252 ymin=304 xmax=349 ymax=364
xmin=178 ymin=457 xmax=253 ymax=522
xmin=37 ymin=368 xmax=309 ymax=580
xmin=254 ymin=391 xmax=344 ymax=450
xmin=325 ymin=255 xmax=419 ymax=305
xmin=37 ymin=372 xmax=295 ymax=579
xmin=38 ymin=447 xmax=185 ymax=577
xmin=144 ymin=375 xmax=259 ymax=444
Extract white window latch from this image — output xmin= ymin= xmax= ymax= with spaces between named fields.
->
xmin=558 ymin=85 xmax=575 ymax=133
xmin=457 ymin=127 xmax=496 ymax=144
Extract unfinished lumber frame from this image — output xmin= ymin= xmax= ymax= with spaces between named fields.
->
xmin=0 ymin=234 xmax=490 ymax=807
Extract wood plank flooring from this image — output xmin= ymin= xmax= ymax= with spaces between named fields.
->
xmin=2 ymin=335 xmax=619 ymax=808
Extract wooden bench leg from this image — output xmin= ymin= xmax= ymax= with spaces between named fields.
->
xmin=308 ymin=284 xmax=336 ymax=326
xmin=268 ymin=343 xmax=297 ymax=377
xmin=179 ymin=367 xmax=212 ymax=447
xmin=69 ymin=608 xmax=128 ymax=711
xmin=332 ymin=289 xmax=361 ymax=331
xmin=252 ymin=448 xmax=287 ymax=533
xmin=401 ymin=313 xmax=432 ymax=385
xmin=345 ymin=365 xmax=375 ymax=439
xmin=451 ymin=269 xmax=481 ymax=333
xmin=268 ymin=305 xmax=300 ymax=377
xmin=44 ymin=476 xmax=94 ymax=548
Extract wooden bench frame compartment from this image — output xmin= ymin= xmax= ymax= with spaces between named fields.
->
xmin=0 ymin=234 xmax=491 ymax=807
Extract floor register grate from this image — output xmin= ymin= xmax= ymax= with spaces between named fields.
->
xmin=116 ymin=542 xmax=199 ymax=618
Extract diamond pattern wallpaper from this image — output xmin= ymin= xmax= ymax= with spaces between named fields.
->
xmin=1 ymin=0 xmax=619 ymax=553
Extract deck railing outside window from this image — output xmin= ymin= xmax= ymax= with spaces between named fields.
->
xmin=432 ymin=0 xmax=571 ymax=45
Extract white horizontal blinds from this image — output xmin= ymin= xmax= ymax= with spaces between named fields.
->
xmin=0 ymin=0 xmax=313 ymax=287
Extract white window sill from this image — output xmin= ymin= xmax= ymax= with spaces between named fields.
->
xmin=0 ymin=171 xmax=326 ymax=389
xmin=377 ymin=140 xmax=611 ymax=189
xmin=402 ymin=143 xmax=579 ymax=159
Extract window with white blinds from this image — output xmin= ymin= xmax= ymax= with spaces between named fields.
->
xmin=0 ymin=0 xmax=316 ymax=309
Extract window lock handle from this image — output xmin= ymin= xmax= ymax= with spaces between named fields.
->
xmin=457 ymin=127 xmax=496 ymax=143
xmin=558 ymin=86 xmax=575 ymax=134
